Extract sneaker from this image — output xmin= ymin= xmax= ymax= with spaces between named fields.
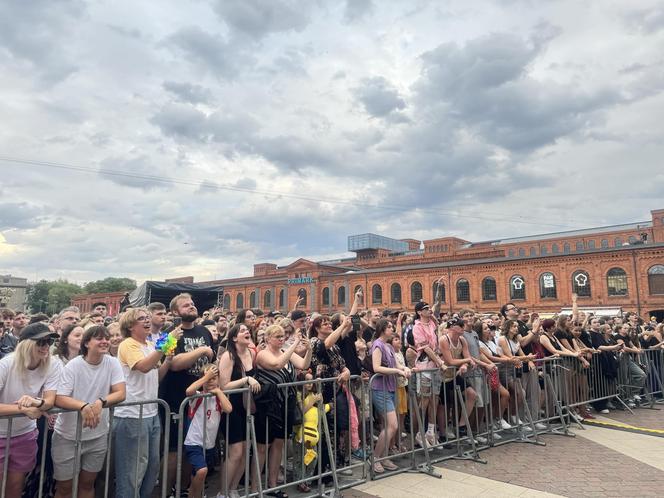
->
xmin=511 ymin=416 xmax=522 ymax=426
xmin=425 ymin=431 xmax=436 ymax=447
xmin=600 ymin=409 xmax=610 ymax=414
xmin=634 ymin=395 xmax=642 ymax=402
xmin=414 ymin=432 xmax=424 ymax=447
xmin=534 ymin=422 xmax=547 ymax=431
xmin=627 ymin=401 xmax=636 ymax=408
xmin=521 ymin=425 xmax=533 ymax=433
xmin=499 ymin=419 xmax=513 ymax=430
xmin=492 ymin=432 xmax=502 ymax=440
xmin=583 ymin=413 xmax=596 ymax=420
xmin=475 ymin=435 xmax=488 ymax=444
xmin=337 ymin=467 xmax=354 ymax=476
xmin=458 ymin=425 xmax=468 ymax=438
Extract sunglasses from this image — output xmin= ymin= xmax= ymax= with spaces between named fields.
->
xmin=35 ymin=337 xmax=55 ymax=347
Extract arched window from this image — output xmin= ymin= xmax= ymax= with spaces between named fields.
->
xmin=607 ymin=268 xmax=628 ymax=296
xmin=456 ymin=279 xmax=470 ymax=302
xmin=482 ymin=277 xmax=497 ymax=301
xmin=371 ymin=284 xmax=382 ymax=305
xmin=552 ymin=243 xmax=559 ymax=254
xmin=576 ymin=241 xmax=584 ymax=251
xmin=410 ymin=281 xmax=423 ymax=303
xmin=279 ymin=289 xmax=285 ymax=308
xmin=615 ymin=237 xmax=623 ymax=247
xmin=510 ymin=275 xmax=526 ymax=300
xmin=563 ymin=243 xmax=570 ymax=254
xmin=223 ymin=294 xmax=230 ymax=310
xmin=249 ymin=291 xmax=256 ymax=308
xmin=508 ymin=249 xmax=515 ymax=257
xmin=572 ymin=270 xmax=591 ymax=297
xmin=322 ymin=287 xmax=330 ymax=306
xmin=433 ymin=282 xmax=446 ymax=303
xmin=518 ymin=248 xmax=526 ymax=257
xmin=263 ymin=290 xmax=271 ymax=309
xmin=390 ymin=283 xmax=402 ymax=304
xmin=539 ymin=272 xmax=557 ymax=299
xmin=297 ymin=288 xmax=307 ymax=306
xmin=530 ymin=247 xmax=537 ymax=256
xmin=648 ymin=265 xmax=664 ymax=295
xmin=601 ymin=239 xmax=609 ymax=249
xmin=588 ymin=240 xmax=596 ymax=249
xmin=541 ymin=246 xmax=548 ymax=255
xmin=337 ymin=286 xmax=346 ymax=305
xmin=236 ymin=293 xmax=244 ymax=309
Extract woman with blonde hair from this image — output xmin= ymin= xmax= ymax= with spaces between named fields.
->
xmin=0 ymin=323 xmax=60 ymax=496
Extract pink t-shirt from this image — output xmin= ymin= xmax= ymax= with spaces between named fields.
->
xmin=412 ymin=319 xmax=438 ymax=369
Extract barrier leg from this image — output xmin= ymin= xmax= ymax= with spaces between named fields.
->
xmin=450 ymin=385 xmax=486 ymax=464
xmin=512 ymin=378 xmax=546 ymax=446
xmin=543 ymin=372 xmax=575 ymax=438
xmin=405 ymin=377 xmax=441 ymax=478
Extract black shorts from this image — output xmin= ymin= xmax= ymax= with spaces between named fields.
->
xmin=440 ymin=377 xmax=467 ymax=403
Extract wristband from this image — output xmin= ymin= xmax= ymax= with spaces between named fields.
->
xmin=35 ymin=398 xmax=45 ymax=408
xmin=98 ymin=397 xmax=108 ymax=408
xmin=80 ymin=403 xmax=89 ymax=412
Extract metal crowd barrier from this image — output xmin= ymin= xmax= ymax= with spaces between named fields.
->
xmin=1 ymin=398 xmax=170 ymax=498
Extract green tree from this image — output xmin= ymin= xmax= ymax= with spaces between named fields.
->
xmin=46 ymin=280 xmax=83 ymax=314
xmin=83 ymin=277 xmax=136 ymax=294
xmin=26 ymin=280 xmax=52 ymax=313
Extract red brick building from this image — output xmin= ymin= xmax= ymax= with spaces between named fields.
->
xmin=203 ymin=209 xmax=664 ymax=320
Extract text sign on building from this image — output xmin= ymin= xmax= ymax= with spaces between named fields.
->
xmin=287 ymin=277 xmax=315 ymax=285
xmin=542 ymin=274 xmax=555 ymax=288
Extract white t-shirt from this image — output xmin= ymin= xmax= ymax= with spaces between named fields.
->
xmin=0 ymin=355 xmax=61 ymax=437
xmin=183 ymin=395 xmax=221 ymax=449
xmin=114 ymin=338 xmax=159 ymax=419
xmin=55 ymin=355 xmax=124 ymax=441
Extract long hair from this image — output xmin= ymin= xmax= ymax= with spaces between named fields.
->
xmin=373 ymin=318 xmax=392 ymax=341
xmin=224 ymin=324 xmax=244 ymax=372
xmin=307 ymin=315 xmax=328 ymax=338
xmin=56 ymin=324 xmax=82 ymax=360
xmin=13 ymin=340 xmax=51 ymax=378
xmin=501 ymin=319 xmax=519 ymax=338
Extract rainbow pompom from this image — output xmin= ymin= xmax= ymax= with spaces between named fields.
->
xmin=156 ymin=333 xmax=178 ymax=355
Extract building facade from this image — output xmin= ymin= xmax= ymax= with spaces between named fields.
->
xmin=202 ymin=209 xmax=664 ymax=320
xmin=0 ymin=274 xmax=28 ymax=312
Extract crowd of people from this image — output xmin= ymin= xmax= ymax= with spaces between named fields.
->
xmin=1 ymin=291 xmax=663 ymax=498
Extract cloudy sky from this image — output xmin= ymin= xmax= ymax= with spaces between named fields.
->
xmin=1 ymin=0 xmax=663 ymax=285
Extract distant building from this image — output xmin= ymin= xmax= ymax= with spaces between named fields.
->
xmin=202 ymin=208 xmax=664 ymax=321
xmin=0 ymin=275 xmax=28 ymax=312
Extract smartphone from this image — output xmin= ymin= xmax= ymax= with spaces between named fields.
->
xmin=351 ymin=315 xmax=361 ymax=334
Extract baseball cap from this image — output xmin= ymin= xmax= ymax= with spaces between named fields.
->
xmin=382 ymin=308 xmax=398 ymax=317
xmin=267 ymin=311 xmax=283 ymax=318
xmin=414 ymin=302 xmax=430 ymax=312
xmin=19 ymin=322 xmax=59 ymax=342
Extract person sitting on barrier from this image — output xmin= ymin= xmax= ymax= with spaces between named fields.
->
xmin=0 ymin=323 xmax=60 ymax=497
xmin=497 ymin=319 xmax=536 ymax=428
xmin=370 ymin=319 xmax=410 ymax=474
xmin=252 ymin=324 xmax=312 ymax=497
xmin=114 ymin=307 xmax=177 ymax=498
xmin=613 ymin=323 xmax=646 ymax=407
xmin=439 ymin=318 xmax=477 ymax=439
xmin=184 ymin=364 xmax=232 ymax=498
xmin=52 ymin=325 xmax=126 ymax=498
xmin=476 ymin=320 xmax=512 ymax=433
xmin=218 ymin=323 xmax=261 ymax=498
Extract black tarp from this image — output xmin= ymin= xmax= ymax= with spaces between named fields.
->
xmin=128 ymin=281 xmax=223 ymax=311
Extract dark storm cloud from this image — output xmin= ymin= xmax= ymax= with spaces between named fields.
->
xmin=353 ymin=76 xmax=407 ymax=118
xmin=211 ymin=0 xmax=311 ymax=40
xmin=0 ymin=0 xmax=84 ymax=84
xmin=415 ymin=32 xmax=622 ymax=152
xmin=166 ymin=26 xmax=251 ymax=78
xmin=163 ymin=81 xmax=214 ymax=104
xmin=0 ymin=202 xmax=45 ymax=230
xmin=343 ymin=0 xmax=374 ymax=23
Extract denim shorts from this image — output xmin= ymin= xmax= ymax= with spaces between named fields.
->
xmin=371 ymin=389 xmax=396 ymax=414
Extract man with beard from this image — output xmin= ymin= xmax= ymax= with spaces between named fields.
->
xmin=158 ymin=293 xmax=214 ymax=494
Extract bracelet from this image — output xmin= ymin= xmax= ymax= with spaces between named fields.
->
xmin=79 ymin=403 xmax=89 ymax=412
xmin=35 ymin=398 xmax=45 ymax=408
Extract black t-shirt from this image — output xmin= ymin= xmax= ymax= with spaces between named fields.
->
xmin=614 ymin=333 xmax=634 ymax=348
xmin=338 ymin=330 xmax=361 ymax=376
xmin=362 ymin=326 xmax=376 ymax=344
xmin=579 ymin=330 xmax=593 ymax=349
xmin=640 ymin=335 xmax=659 ymax=349
xmin=517 ymin=321 xmax=532 ymax=354
xmin=159 ymin=324 xmax=214 ymax=412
